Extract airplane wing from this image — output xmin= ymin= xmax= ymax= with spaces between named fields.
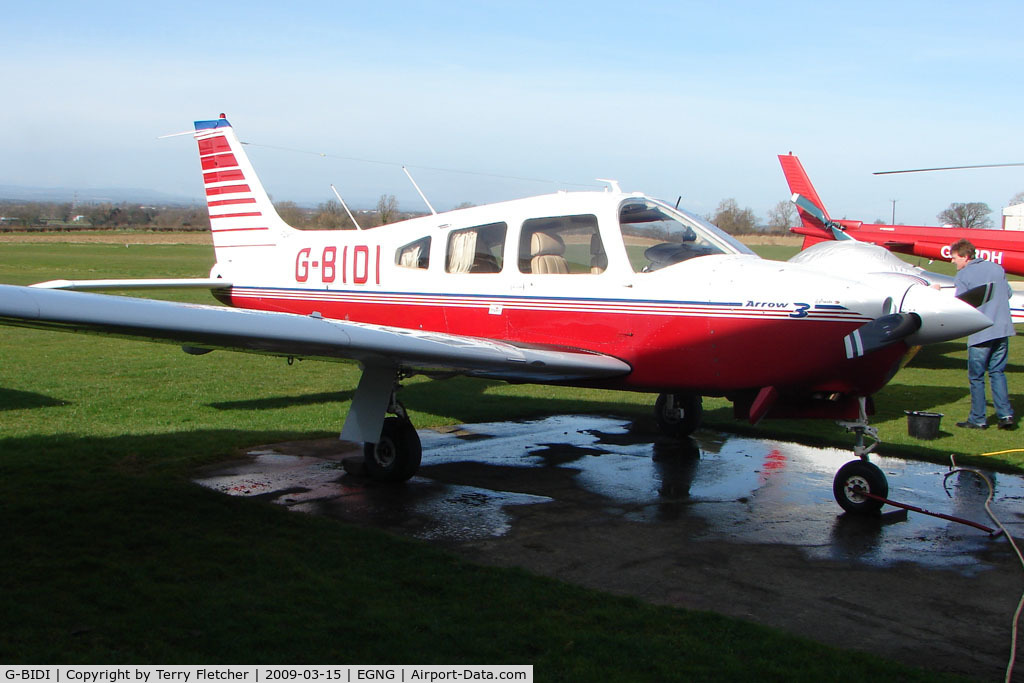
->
xmin=29 ymin=278 xmax=230 ymax=291
xmin=0 ymin=285 xmax=630 ymax=383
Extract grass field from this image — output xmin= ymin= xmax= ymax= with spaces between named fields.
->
xmin=0 ymin=234 xmax=1010 ymax=679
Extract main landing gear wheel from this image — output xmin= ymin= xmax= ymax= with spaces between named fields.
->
xmin=655 ymin=392 xmax=703 ymax=438
xmin=833 ymin=460 xmax=888 ymax=514
xmin=363 ymin=416 xmax=422 ymax=482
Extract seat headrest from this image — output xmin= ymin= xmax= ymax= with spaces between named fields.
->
xmin=530 ymin=232 xmax=565 ymax=257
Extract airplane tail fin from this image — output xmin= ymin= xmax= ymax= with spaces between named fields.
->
xmin=193 ymin=115 xmax=295 ymax=261
xmin=778 ymin=154 xmax=838 ymax=246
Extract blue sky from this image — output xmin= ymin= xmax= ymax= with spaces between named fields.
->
xmin=3 ymin=0 xmax=1023 ymax=225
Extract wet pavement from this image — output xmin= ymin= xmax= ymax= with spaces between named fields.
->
xmin=194 ymin=415 xmax=1024 ymax=679
xmin=195 ymin=414 xmax=1023 ymax=571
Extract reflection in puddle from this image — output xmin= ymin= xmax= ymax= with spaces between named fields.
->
xmin=194 ymin=415 xmax=1024 ymax=572
xmin=195 ymin=450 xmax=550 ymax=542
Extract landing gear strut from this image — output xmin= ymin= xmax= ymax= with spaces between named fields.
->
xmin=342 ymin=365 xmax=422 ymax=482
xmin=833 ymin=397 xmax=887 ymax=514
xmin=655 ymin=392 xmax=703 ymax=437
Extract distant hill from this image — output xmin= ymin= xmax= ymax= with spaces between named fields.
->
xmin=0 ymin=184 xmax=201 ymax=206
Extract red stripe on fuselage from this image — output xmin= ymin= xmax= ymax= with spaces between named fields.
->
xmin=223 ymin=289 xmax=894 ymax=396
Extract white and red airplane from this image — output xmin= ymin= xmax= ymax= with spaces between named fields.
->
xmin=0 ymin=116 xmax=995 ymax=514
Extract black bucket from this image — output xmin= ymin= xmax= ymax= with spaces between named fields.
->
xmin=905 ymin=410 xmax=943 ymax=440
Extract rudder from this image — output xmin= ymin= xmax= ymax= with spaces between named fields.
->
xmin=194 ymin=115 xmax=295 ymax=261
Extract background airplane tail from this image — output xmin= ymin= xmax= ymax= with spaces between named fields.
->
xmin=194 ymin=116 xmax=295 ymax=262
xmin=778 ymin=154 xmax=835 ymax=246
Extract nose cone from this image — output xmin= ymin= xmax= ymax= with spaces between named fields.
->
xmin=900 ymin=284 xmax=992 ymax=345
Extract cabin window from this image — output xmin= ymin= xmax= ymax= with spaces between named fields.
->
xmin=619 ymin=199 xmax=753 ymax=272
xmin=446 ymin=222 xmax=506 ymax=273
xmin=518 ymin=214 xmax=604 ymax=274
xmin=396 ymin=236 xmax=430 ymax=269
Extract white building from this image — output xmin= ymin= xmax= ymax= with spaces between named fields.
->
xmin=1002 ymin=203 xmax=1024 ymax=231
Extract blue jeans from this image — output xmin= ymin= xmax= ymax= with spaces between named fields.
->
xmin=967 ymin=338 xmax=1012 ymax=424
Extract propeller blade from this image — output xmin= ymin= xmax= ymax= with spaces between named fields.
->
xmin=843 ymin=313 xmax=922 ymax=359
xmin=790 ymin=193 xmax=853 ymax=241
xmin=791 ymin=193 xmax=827 ymax=222
xmin=956 ymin=283 xmax=994 ymax=309
xmin=874 ymin=162 xmax=1024 ymax=175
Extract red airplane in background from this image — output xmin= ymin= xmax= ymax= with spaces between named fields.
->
xmin=779 ymin=154 xmax=1024 ymax=277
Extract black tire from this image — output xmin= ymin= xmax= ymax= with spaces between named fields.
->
xmin=654 ymin=393 xmax=703 ymax=437
xmin=833 ymin=460 xmax=888 ymax=514
xmin=363 ymin=416 xmax=422 ymax=482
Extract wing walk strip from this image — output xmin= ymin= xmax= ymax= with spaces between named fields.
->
xmin=230 ymin=288 xmax=867 ymax=322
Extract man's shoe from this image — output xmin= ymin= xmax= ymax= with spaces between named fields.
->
xmin=998 ymin=416 xmax=1015 ymax=430
xmin=956 ymin=421 xmax=987 ymax=430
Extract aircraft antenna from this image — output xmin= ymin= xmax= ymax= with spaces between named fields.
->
xmin=402 ymin=166 xmax=437 ymax=215
xmin=330 ymin=184 xmax=363 ymax=230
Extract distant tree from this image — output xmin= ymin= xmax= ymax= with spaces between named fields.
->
xmin=766 ymin=200 xmax=796 ymax=234
xmin=710 ymin=198 xmax=758 ymax=234
xmin=274 ymin=201 xmax=306 ymax=227
xmin=937 ymin=202 xmax=993 ymax=229
xmin=313 ymin=199 xmax=354 ymax=229
xmin=376 ymin=194 xmax=398 ymax=225
xmin=84 ymin=203 xmax=140 ymax=227
xmin=1009 ymin=191 xmax=1024 ymax=206
xmin=5 ymin=203 xmax=42 ymax=226
xmin=160 ymin=206 xmax=208 ymax=230
xmin=453 ymin=201 xmax=476 ymax=210
xmin=49 ymin=202 xmax=73 ymax=222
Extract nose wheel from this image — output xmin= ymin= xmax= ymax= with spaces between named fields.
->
xmin=833 ymin=396 xmax=887 ymax=514
xmin=833 ymin=459 xmax=887 ymax=514
xmin=655 ymin=392 xmax=703 ymax=437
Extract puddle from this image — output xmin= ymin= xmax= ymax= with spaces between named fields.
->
xmin=194 ymin=415 xmax=1024 ymax=572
